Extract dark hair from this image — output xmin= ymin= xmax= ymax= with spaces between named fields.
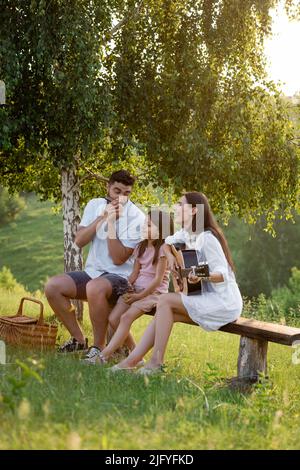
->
xmin=108 ymin=170 xmax=136 ymax=187
xmin=184 ymin=192 xmax=235 ymax=272
xmin=137 ymin=210 xmax=174 ymax=265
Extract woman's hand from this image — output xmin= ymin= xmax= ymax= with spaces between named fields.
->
xmin=188 ymin=272 xmax=202 ymax=284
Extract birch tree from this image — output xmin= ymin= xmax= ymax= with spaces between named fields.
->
xmin=0 ymin=0 xmax=299 ymax=319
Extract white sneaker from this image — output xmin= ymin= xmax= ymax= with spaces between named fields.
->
xmin=82 ymin=346 xmax=106 ymax=365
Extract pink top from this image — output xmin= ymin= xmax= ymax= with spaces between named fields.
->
xmin=133 ymin=244 xmax=170 ymax=294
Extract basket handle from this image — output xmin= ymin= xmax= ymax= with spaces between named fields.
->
xmin=16 ymin=297 xmax=44 ymax=326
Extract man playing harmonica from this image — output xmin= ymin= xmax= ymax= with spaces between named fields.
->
xmin=45 ymin=170 xmax=145 ymax=357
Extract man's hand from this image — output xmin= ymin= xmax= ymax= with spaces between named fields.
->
xmin=105 ymin=196 xmax=127 ymax=222
xmin=105 ymin=202 xmax=121 ymax=222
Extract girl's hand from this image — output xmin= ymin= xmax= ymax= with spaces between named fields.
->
xmin=166 ymin=253 xmax=179 ymax=274
xmin=122 ymin=292 xmax=142 ymax=304
xmin=126 ymin=282 xmax=135 ymax=292
xmin=188 ymin=272 xmax=202 ymax=284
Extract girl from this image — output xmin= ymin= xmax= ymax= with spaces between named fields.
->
xmin=113 ymin=192 xmax=243 ymax=374
xmin=94 ymin=209 xmax=174 ymax=364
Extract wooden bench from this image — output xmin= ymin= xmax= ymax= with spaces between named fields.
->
xmin=146 ymin=311 xmax=300 ymax=384
xmin=220 ymin=317 xmax=300 ymax=382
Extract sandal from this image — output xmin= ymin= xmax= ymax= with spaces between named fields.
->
xmin=136 ymin=364 xmax=165 ymax=376
xmin=108 ymin=360 xmax=145 ymax=373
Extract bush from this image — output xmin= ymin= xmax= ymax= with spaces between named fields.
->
xmin=0 ymin=266 xmax=25 ymax=293
xmin=243 ymin=267 xmax=300 ymax=326
xmin=268 ymin=267 xmax=300 ymax=323
xmin=0 ymin=186 xmax=25 ymax=226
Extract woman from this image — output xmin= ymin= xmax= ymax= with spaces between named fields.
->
xmin=111 ymin=192 xmax=243 ymax=374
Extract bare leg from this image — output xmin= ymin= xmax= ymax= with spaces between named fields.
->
xmin=107 ymin=320 xmax=136 ymax=352
xmin=114 ymin=294 xmax=194 ymax=370
xmin=102 ymin=306 xmax=143 ymax=359
xmin=145 ymin=293 xmax=193 ymax=368
xmin=107 ymin=325 xmax=136 ymax=352
xmin=45 ymin=275 xmax=85 ymax=343
xmin=86 ymin=277 xmax=113 ymax=350
xmin=108 ymin=299 xmax=137 ymax=351
xmin=116 ymin=319 xmax=156 ymax=368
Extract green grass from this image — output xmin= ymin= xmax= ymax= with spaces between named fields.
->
xmin=0 ymin=194 xmax=64 ymax=292
xmin=1 ymin=195 xmax=300 ymax=449
xmin=0 ymin=287 xmax=300 ymax=450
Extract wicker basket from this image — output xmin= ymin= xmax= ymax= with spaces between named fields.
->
xmin=0 ymin=297 xmax=58 ymax=349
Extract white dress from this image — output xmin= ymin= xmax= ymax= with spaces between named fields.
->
xmin=165 ymin=229 xmax=243 ymax=331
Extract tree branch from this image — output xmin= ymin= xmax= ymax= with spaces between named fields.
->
xmin=106 ymin=1 xmax=144 ymax=41
xmin=70 ymin=168 xmax=109 ymax=192
xmin=84 ymin=167 xmax=109 ymax=183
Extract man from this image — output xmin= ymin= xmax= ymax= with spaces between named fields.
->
xmin=45 ymin=170 xmax=145 ymax=361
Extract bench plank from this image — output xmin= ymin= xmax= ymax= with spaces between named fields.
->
xmin=145 ymin=311 xmax=300 ymax=346
xmin=144 ymin=311 xmax=300 ymax=385
xmin=220 ymin=317 xmax=300 ymax=346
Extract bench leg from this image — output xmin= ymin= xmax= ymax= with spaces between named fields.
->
xmin=237 ymin=336 xmax=268 ymax=382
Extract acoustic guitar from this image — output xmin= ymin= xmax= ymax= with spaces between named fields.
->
xmin=171 ymin=244 xmax=209 ymax=296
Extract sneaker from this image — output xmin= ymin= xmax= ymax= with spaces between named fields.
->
xmin=82 ymin=346 xmax=107 ymax=365
xmin=58 ymin=337 xmax=88 ymax=353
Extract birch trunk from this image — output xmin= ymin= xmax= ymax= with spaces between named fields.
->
xmin=61 ymin=165 xmax=83 ymax=321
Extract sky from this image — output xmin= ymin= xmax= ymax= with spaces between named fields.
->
xmin=264 ymin=2 xmax=300 ymax=96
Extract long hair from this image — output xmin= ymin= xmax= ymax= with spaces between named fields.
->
xmin=184 ymin=192 xmax=235 ymax=272
xmin=137 ymin=210 xmax=174 ymax=265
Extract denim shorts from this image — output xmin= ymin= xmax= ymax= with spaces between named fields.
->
xmin=66 ymin=271 xmax=129 ymax=304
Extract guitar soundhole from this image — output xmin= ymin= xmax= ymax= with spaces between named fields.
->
xmin=182 ymin=250 xmax=199 ymax=266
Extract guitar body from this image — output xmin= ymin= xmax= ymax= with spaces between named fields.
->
xmin=171 ymin=244 xmax=209 ymax=296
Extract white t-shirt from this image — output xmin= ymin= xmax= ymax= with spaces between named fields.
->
xmin=79 ymin=198 xmax=146 ymax=279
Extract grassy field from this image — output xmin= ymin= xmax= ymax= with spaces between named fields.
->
xmin=1 ymin=195 xmax=300 ymax=449
xmin=0 ymin=195 xmax=64 ymax=292
xmin=0 ymin=287 xmax=300 ymax=450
